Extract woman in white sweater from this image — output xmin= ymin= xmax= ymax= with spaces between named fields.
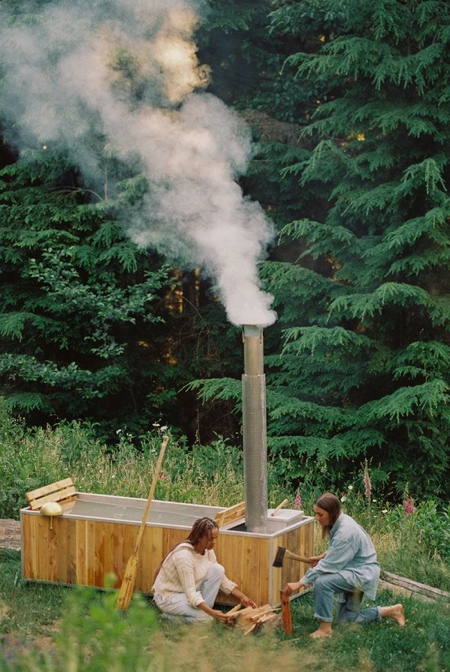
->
xmin=152 ymin=517 xmax=257 ymax=623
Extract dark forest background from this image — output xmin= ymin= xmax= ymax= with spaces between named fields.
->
xmin=1 ymin=0 xmax=450 ymax=502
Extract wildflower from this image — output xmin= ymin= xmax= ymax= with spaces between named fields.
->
xmin=363 ymin=461 xmax=372 ymax=500
xmin=341 ymin=495 xmax=346 ymax=502
xmin=294 ymin=491 xmax=302 ymax=510
xmin=404 ymin=495 xmax=415 ymax=516
xmin=160 ymin=473 xmax=165 ymax=481
xmin=347 ymin=485 xmax=353 ymax=491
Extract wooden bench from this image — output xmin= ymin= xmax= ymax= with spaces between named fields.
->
xmin=25 ymin=478 xmax=77 ymax=511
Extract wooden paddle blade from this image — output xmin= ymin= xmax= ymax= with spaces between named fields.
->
xmin=279 ymin=590 xmax=293 ymax=635
xmin=116 ymin=554 xmax=139 ymax=611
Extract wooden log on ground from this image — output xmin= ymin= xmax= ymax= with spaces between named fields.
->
xmin=381 ymin=571 xmax=450 ymax=602
xmin=0 ymin=520 xmax=21 ymax=551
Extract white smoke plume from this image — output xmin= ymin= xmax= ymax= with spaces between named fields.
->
xmin=0 ymin=0 xmax=276 ymax=327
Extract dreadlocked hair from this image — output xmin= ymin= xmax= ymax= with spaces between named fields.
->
xmin=186 ymin=517 xmax=218 ymax=546
xmin=153 ymin=517 xmax=219 ymax=584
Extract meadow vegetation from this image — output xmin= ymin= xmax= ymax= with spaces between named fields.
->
xmin=0 ymin=415 xmax=449 ymax=671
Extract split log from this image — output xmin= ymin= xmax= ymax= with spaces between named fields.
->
xmin=231 ymin=604 xmax=279 ymax=634
xmin=279 ymin=590 xmax=293 ymax=635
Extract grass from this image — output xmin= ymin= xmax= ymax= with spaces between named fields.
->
xmin=0 ymin=550 xmax=449 ymax=672
xmin=0 ymin=416 xmax=291 ymax=517
xmin=289 ymin=590 xmax=450 ymax=672
xmin=0 ymin=413 xmax=449 ymax=670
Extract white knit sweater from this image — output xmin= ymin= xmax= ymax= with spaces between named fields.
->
xmin=152 ymin=542 xmax=237 ymax=607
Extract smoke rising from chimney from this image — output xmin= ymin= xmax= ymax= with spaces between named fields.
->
xmin=0 ymin=0 xmax=276 ymax=327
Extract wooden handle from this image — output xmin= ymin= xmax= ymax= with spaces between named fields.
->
xmin=285 ymin=549 xmax=310 ymax=563
xmin=133 ymin=435 xmax=169 ymax=554
xmin=271 ymin=498 xmax=289 ymax=517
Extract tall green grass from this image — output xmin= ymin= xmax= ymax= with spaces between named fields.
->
xmin=0 ymin=403 xmax=286 ymax=517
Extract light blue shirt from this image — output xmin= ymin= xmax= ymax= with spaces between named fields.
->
xmin=300 ymin=513 xmax=380 ymax=600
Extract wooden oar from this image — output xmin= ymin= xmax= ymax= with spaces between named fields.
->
xmin=115 ymin=435 xmax=169 ymax=611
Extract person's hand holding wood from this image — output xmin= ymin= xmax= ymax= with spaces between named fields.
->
xmin=284 ymin=581 xmax=305 ymax=596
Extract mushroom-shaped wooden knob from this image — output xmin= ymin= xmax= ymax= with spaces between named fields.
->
xmin=40 ymin=501 xmax=63 ymax=529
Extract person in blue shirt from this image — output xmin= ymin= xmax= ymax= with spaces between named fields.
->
xmin=284 ymin=492 xmax=406 ymax=638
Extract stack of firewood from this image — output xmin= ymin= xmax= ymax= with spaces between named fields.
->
xmin=226 ymin=604 xmax=280 ymax=635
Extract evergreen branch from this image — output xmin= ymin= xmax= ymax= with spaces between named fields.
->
xmin=329 ymin=283 xmax=434 ymax=320
xmin=281 ymin=326 xmax=372 ymax=356
xmin=0 ymin=354 xmax=125 ymax=398
xmin=359 ymin=379 xmax=450 ymax=424
xmin=268 ymin=435 xmax=349 ymax=462
xmin=3 ymin=392 xmax=48 ymax=412
xmin=184 ymin=378 xmax=241 ymax=407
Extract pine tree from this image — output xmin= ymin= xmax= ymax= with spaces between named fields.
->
xmin=0 ymin=147 xmax=172 ymax=436
xmin=262 ymin=0 xmax=450 ymax=500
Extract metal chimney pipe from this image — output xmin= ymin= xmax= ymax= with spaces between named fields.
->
xmin=242 ymin=325 xmax=267 ymax=533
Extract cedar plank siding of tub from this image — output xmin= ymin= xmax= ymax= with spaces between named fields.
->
xmin=270 ymin=521 xmax=315 ymax=600
xmin=216 ymin=523 xmax=314 ymax=606
xmin=21 ymin=514 xmax=188 ymax=592
xmin=21 ymin=510 xmax=314 ymax=606
xmin=215 ymin=532 xmax=270 ymax=606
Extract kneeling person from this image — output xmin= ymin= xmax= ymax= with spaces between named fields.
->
xmin=152 ymin=517 xmax=256 ymax=623
xmin=284 ymin=493 xmax=405 ymax=638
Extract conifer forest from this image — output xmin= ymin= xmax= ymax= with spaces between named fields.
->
xmin=1 ymin=0 xmax=450 ymax=503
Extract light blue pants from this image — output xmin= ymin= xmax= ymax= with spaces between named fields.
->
xmin=313 ymin=573 xmax=381 ymax=624
xmin=154 ymin=563 xmax=225 ymax=623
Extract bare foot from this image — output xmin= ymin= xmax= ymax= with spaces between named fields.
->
xmin=310 ymin=628 xmax=332 ymax=639
xmin=380 ymin=604 xmax=406 ymax=627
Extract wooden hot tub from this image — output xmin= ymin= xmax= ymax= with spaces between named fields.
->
xmin=21 ymin=491 xmax=314 ymax=606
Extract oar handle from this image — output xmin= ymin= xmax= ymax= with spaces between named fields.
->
xmin=271 ymin=498 xmax=289 ymax=517
xmin=133 ymin=435 xmax=169 ymax=553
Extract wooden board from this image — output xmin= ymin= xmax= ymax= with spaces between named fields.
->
xmin=0 ymin=519 xmax=20 ymax=550
xmin=215 ymin=501 xmax=246 ymax=528
xmin=26 ymin=478 xmax=77 ymax=511
xmin=381 ymin=571 xmax=450 ymax=601
xmin=279 ymin=590 xmax=293 ymax=635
